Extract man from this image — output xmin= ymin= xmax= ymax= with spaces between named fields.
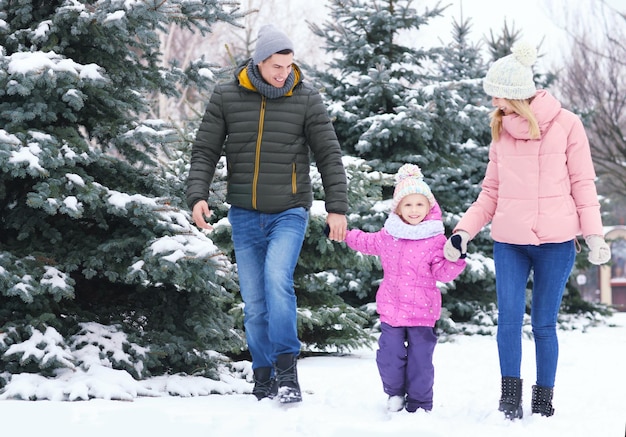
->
xmin=186 ymin=24 xmax=348 ymax=404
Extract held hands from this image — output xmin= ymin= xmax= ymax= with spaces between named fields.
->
xmin=325 ymin=213 xmax=347 ymax=242
xmin=585 ymin=235 xmax=611 ymax=265
xmin=192 ymin=200 xmax=213 ymax=231
xmin=444 ymin=230 xmax=470 ymax=262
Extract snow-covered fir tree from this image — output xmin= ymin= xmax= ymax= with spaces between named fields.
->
xmin=0 ymin=0 xmax=251 ymax=393
xmin=308 ymin=2 xmax=608 ymax=328
xmin=1 ymin=0 xmax=611 ymax=401
xmin=308 ymin=0 xmax=502 ymax=328
xmin=0 ymin=1 xmax=382 ymax=397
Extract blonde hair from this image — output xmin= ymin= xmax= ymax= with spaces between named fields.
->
xmin=489 ymin=99 xmax=540 ymax=141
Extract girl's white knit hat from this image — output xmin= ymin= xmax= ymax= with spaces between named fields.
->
xmin=483 ymin=41 xmax=538 ymax=100
xmin=391 ymin=164 xmax=435 ymax=212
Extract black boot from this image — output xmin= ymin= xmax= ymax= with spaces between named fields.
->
xmin=274 ymin=354 xmax=302 ymax=404
xmin=531 ymin=385 xmax=554 ymax=417
xmin=498 ymin=377 xmax=523 ymax=420
xmin=252 ymin=367 xmax=276 ymax=400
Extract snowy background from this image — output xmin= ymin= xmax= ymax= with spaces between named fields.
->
xmin=2 ymin=312 xmax=624 ymax=437
xmin=3 ymin=1 xmax=625 ymax=436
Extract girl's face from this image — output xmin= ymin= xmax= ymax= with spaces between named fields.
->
xmin=396 ymin=193 xmax=431 ymax=225
xmin=492 ymin=97 xmax=515 ymax=115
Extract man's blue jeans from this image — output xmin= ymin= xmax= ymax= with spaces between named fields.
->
xmin=228 ymin=206 xmax=308 ymax=370
xmin=493 ymin=240 xmax=575 ymax=388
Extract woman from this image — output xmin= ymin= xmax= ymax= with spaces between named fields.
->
xmin=443 ymin=42 xmax=611 ymax=419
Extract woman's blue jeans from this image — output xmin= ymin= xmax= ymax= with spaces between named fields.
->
xmin=493 ymin=240 xmax=575 ymax=388
xmin=228 ymin=206 xmax=308 ymax=370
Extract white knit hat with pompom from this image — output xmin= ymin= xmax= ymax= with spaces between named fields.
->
xmin=483 ymin=41 xmax=537 ymax=100
xmin=391 ymin=164 xmax=435 ymax=212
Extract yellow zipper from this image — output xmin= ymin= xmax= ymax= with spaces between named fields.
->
xmin=292 ymin=162 xmax=297 ymax=194
xmin=252 ymin=97 xmax=266 ymax=209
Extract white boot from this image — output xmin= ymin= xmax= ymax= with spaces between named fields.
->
xmin=387 ymin=395 xmax=405 ymax=412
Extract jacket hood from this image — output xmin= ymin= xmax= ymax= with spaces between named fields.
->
xmin=502 ymin=90 xmax=562 ymax=140
xmin=425 ymin=200 xmax=443 ymax=221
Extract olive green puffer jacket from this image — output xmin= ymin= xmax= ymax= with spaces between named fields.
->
xmin=186 ymin=62 xmax=348 ymax=215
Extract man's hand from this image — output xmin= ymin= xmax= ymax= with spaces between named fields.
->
xmin=326 ymin=212 xmax=347 ymax=242
xmin=192 ymin=200 xmax=213 ymax=230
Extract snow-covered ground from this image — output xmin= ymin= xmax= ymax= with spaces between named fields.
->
xmin=3 ymin=312 xmax=625 ymax=437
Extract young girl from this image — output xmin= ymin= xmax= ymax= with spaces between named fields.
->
xmin=344 ymin=164 xmax=466 ymax=413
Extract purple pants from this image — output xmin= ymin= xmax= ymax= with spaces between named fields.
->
xmin=376 ymin=322 xmax=437 ymax=411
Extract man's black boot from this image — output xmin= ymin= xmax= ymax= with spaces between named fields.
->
xmin=274 ymin=354 xmax=302 ymax=404
xmin=252 ymin=367 xmax=276 ymax=400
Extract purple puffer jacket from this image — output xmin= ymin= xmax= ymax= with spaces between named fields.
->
xmin=345 ymin=202 xmax=466 ymax=327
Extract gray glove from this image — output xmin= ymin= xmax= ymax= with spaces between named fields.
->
xmin=585 ymin=235 xmax=611 ymax=265
xmin=444 ymin=231 xmax=470 ymax=262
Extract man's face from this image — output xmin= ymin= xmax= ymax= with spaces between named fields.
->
xmin=257 ymin=53 xmax=294 ymax=88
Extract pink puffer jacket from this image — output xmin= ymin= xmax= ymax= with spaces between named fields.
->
xmin=346 ymin=203 xmax=466 ymax=328
xmin=455 ymin=90 xmax=603 ymax=244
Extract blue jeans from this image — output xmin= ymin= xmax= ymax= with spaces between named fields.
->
xmin=228 ymin=206 xmax=309 ymax=370
xmin=494 ymin=241 xmax=575 ymax=388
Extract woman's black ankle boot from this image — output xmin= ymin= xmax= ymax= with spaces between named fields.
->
xmin=498 ymin=376 xmax=523 ymax=420
xmin=531 ymin=385 xmax=555 ymax=417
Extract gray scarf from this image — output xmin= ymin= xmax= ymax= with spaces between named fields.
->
xmin=247 ymin=60 xmax=296 ymax=99
xmin=383 ymin=212 xmax=444 ymax=240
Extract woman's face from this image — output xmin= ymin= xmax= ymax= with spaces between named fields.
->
xmin=492 ymin=97 xmax=515 ymax=115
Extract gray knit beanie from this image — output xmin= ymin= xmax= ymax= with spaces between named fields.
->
xmin=252 ymin=24 xmax=294 ymax=64
xmin=483 ymin=41 xmax=537 ymax=100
